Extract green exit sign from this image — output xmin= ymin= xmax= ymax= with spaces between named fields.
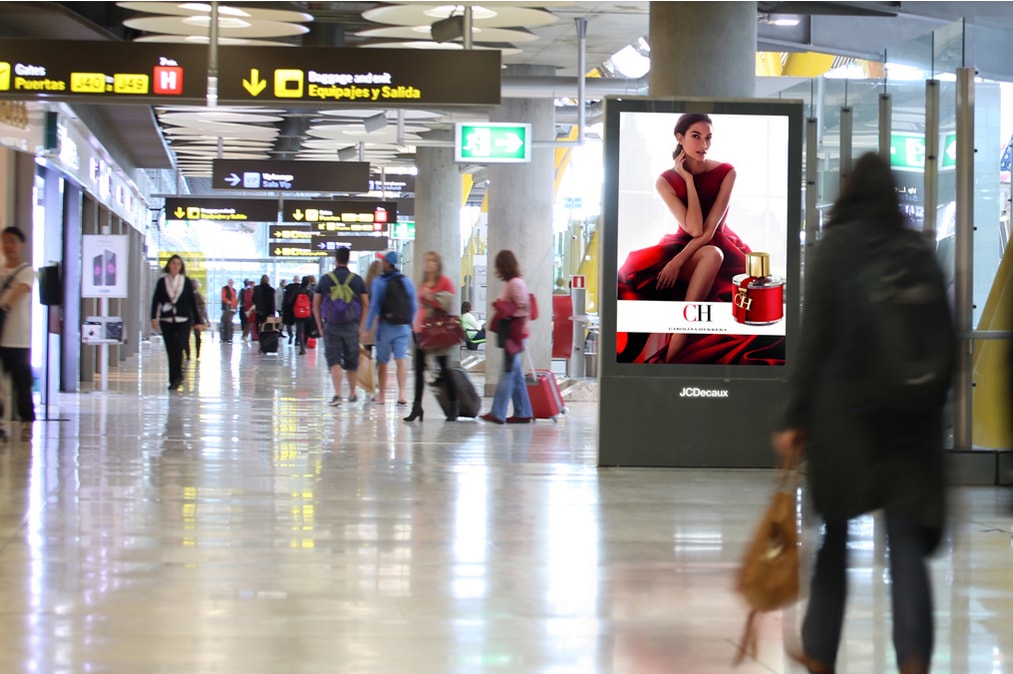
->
xmin=890 ymin=132 xmax=958 ymax=170
xmin=455 ymin=123 xmax=531 ymax=163
xmin=391 ymin=220 xmax=415 ymax=240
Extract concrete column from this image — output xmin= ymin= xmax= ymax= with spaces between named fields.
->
xmin=486 ymin=65 xmax=555 ymax=393
xmin=648 ymin=2 xmax=756 ymax=97
xmin=413 ymin=136 xmax=462 ymax=302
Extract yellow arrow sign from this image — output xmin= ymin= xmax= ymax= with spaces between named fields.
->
xmin=292 ymin=209 xmax=304 ymax=221
xmin=243 ymin=69 xmax=267 ymax=96
xmin=174 ymin=207 xmax=185 ymax=218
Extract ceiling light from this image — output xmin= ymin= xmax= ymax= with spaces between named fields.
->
xmin=183 ymin=15 xmax=251 ymax=29
xmin=759 ymin=14 xmax=800 ymax=26
xmin=884 ymin=62 xmax=927 ymax=81
xmin=423 ymin=5 xmax=498 ymax=21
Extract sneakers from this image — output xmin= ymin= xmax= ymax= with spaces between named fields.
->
xmin=347 ymin=395 xmax=358 ymax=403
xmin=328 ymin=396 xmax=341 ymax=407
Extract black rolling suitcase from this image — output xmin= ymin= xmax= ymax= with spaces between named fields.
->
xmin=259 ymin=317 xmax=281 ymax=354
xmin=432 ymin=368 xmax=481 ymax=418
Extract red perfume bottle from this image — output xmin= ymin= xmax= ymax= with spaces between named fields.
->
xmin=732 ymin=252 xmax=785 ymax=325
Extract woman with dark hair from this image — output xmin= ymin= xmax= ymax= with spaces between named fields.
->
xmin=404 ymin=251 xmax=458 ymax=422
xmin=150 ymin=254 xmax=200 ymax=390
xmin=295 ymin=275 xmax=316 ymax=354
xmin=774 ymin=152 xmax=951 ymax=674
xmin=618 ymin=112 xmax=752 ymax=363
xmin=252 ymin=274 xmax=275 ymax=328
xmin=481 ymin=250 xmax=533 ymax=424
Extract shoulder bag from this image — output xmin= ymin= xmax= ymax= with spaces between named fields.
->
xmin=419 ymin=310 xmax=465 ymax=351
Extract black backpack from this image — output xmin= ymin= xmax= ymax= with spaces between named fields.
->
xmin=844 ymin=228 xmax=955 ymax=413
xmin=381 ymin=273 xmax=412 ymax=325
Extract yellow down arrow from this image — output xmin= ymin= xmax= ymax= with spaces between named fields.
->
xmin=243 ymin=69 xmax=267 ymax=96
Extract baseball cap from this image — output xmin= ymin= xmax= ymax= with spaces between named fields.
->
xmin=377 ymin=250 xmax=399 ymax=267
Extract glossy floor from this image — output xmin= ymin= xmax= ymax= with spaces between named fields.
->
xmin=0 ymin=338 xmax=1010 ymax=673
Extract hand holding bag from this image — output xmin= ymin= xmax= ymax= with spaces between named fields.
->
xmin=419 ymin=313 xmax=465 ymax=351
xmin=733 ymin=456 xmax=801 ymax=666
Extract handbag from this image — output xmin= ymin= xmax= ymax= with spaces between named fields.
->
xmin=0 ymin=263 xmax=30 ymax=341
xmin=733 ymin=456 xmax=801 ymax=666
xmin=419 ymin=313 xmax=465 ymax=351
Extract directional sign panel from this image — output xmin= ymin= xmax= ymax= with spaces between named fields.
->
xmin=219 ymin=46 xmax=500 ymax=106
xmin=0 ymin=40 xmax=206 ymax=103
xmin=270 ymin=243 xmax=325 ymax=258
xmin=213 ymin=159 xmax=369 ymax=192
xmin=890 ymin=132 xmax=958 ymax=171
xmin=282 ymin=200 xmax=396 ymax=232
xmin=455 ymin=123 xmax=531 ymax=163
xmin=269 ymin=226 xmax=314 ymax=240
xmin=165 ymin=198 xmax=278 ymax=222
xmin=313 ymin=236 xmax=389 ymax=253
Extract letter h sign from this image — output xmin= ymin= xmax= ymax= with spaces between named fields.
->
xmin=153 ymin=66 xmax=183 ymax=95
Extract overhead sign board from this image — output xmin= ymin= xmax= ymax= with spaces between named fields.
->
xmin=313 ymin=235 xmax=389 ymax=253
xmin=0 ymin=40 xmax=205 ymax=103
xmin=391 ymin=221 xmax=416 ymax=240
xmin=282 ymin=199 xmax=396 ymax=232
xmin=165 ymin=197 xmax=278 ymax=222
xmin=212 ymin=159 xmax=369 ymax=192
xmin=270 ymin=243 xmax=325 ymax=258
xmin=455 ymin=123 xmax=531 ymax=163
xmin=0 ymin=42 xmax=499 ymax=108
xmin=219 ymin=46 xmax=500 ymax=106
xmin=269 ymin=226 xmax=313 ymax=240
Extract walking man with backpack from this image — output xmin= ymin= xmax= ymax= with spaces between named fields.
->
xmin=314 ymin=247 xmax=369 ymax=406
xmin=364 ymin=251 xmax=416 ymax=407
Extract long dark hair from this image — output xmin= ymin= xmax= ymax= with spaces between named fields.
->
xmin=494 ymin=250 xmax=521 ymax=281
xmin=826 ymin=152 xmax=905 ymax=230
xmin=672 ymin=113 xmax=713 ymax=159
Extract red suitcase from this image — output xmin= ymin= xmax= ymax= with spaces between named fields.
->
xmin=526 ymin=369 xmax=564 ymax=420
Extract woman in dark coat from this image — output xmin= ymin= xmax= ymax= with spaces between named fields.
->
xmin=150 ymin=255 xmax=201 ymax=390
xmin=252 ymin=274 xmax=275 ymax=328
xmin=774 ymin=153 xmax=953 ymax=674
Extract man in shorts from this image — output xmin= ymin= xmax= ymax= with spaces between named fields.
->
xmin=364 ymin=251 xmax=416 ymax=406
xmin=313 ymin=247 xmax=369 ymax=406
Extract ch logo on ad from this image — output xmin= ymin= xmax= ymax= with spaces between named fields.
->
xmin=679 ymin=387 xmax=730 ymax=398
xmin=682 ymin=303 xmax=713 ymax=323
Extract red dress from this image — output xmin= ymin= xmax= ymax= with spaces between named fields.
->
xmin=617 ymin=162 xmax=785 ymax=365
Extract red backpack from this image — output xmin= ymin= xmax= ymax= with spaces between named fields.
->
xmin=293 ymin=292 xmax=311 ymax=319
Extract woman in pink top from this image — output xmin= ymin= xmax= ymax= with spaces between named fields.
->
xmin=405 ymin=251 xmax=458 ymax=422
xmin=481 ymin=250 xmax=534 ymax=424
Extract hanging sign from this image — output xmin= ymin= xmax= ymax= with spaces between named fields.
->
xmin=165 ymin=197 xmax=278 ymax=222
xmin=212 ymin=159 xmax=369 ymax=192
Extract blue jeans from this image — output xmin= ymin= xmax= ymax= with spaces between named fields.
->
xmin=802 ymin=511 xmax=934 ymax=669
xmin=489 ymin=349 xmax=532 ymax=420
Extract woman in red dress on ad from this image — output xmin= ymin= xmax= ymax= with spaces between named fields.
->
xmin=617 ymin=113 xmax=785 ymax=366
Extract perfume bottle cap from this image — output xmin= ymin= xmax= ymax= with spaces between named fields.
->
xmin=746 ymin=252 xmax=771 ymax=278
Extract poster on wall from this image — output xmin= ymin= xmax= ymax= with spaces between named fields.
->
xmin=81 ymin=234 xmax=128 ymax=298
xmin=612 ymin=106 xmax=793 ymax=366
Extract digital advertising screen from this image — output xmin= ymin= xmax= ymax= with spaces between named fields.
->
xmin=606 ymin=100 xmax=802 ymax=368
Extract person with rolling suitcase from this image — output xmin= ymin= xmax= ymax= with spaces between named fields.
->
xmin=220 ymin=278 xmax=237 ymax=343
xmin=481 ymin=250 xmax=534 ymax=425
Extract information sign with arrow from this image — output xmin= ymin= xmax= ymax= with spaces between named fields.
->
xmin=165 ymin=197 xmax=278 ymax=222
xmin=282 ymin=199 xmax=396 ymax=232
xmin=212 ymin=159 xmax=368 ymax=192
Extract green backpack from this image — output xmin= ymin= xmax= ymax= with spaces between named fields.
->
xmin=321 ymin=272 xmax=361 ymax=323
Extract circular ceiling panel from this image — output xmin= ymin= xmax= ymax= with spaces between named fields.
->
xmin=317 ymin=108 xmax=443 ymax=120
xmin=133 ymin=34 xmax=295 ymax=46
xmin=117 ymin=2 xmax=312 ymax=22
xmin=356 ymin=25 xmax=537 ymax=43
xmin=124 ymin=16 xmax=309 ymax=38
xmin=159 ymin=111 xmax=285 ymax=124
xmin=307 ymin=124 xmax=428 ymax=140
xmin=362 ymin=4 xmax=557 ymax=28
xmin=358 ymin=41 xmax=521 ymax=55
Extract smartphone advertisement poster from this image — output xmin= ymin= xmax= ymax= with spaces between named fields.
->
xmin=82 ymin=234 xmax=128 ymax=298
